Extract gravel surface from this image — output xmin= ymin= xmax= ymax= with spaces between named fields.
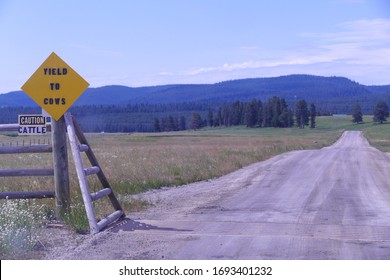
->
xmin=43 ymin=131 xmax=390 ymax=259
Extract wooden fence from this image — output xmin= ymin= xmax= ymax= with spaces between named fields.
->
xmin=0 ymin=138 xmax=51 ymax=147
xmin=0 ymin=123 xmax=55 ymax=199
xmin=1 ymin=115 xmax=124 ymax=233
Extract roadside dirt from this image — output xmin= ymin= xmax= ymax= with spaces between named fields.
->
xmin=42 ymin=131 xmax=390 ymax=259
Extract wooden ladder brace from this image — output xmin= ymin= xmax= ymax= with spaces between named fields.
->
xmin=64 ymin=112 xmax=125 ymax=234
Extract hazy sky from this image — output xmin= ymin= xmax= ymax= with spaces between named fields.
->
xmin=0 ymin=0 xmax=389 ymax=93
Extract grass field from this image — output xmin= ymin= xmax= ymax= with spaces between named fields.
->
xmin=2 ymin=116 xmax=390 ymax=198
xmin=1 ymin=115 xmax=390 ymax=234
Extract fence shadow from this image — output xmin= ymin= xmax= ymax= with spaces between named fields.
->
xmin=108 ymin=218 xmax=192 ymax=233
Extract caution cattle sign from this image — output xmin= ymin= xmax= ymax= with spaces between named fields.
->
xmin=18 ymin=114 xmax=47 ymax=135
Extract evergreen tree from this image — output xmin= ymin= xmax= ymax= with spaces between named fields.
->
xmin=153 ymin=118 xmax=161 ymax=132
xmin=231 ymin=101 xmax=244 ymax=125
xmin=263 ymin=99 xmax=273 ymax=127
xmin=278 ymin=109 xmax=289 ymax=128
xmin=287 ymin=109 xmax=295 ymax=127
xmin=173 ymin=116 xmax=180 ymax=131
xmin=167 ymin=115 xmax=176 ymax=131
xmin=215 ymin=107 xmax=223 ymax=127
xmin=189 ymin=112 xmax=203 ymax=130
xmin=309 ymin=103 xmax=316 ymax=128
xmin=352 ymin=103 xmax=363 ymax=124
xmin=160 ymin=117 xmax=167 ymax=131
xmin=207 ymin=110 xmax=214 ymax=127
xmin=278 ymin=98 xmax=289 ymax=127
xmin=373 ymin=100 xmax=389 ymax=124
xmin=179 ymin=116 xmax=186 ymax=130
xmin=257 ymin=100 xmax=264 ymax=127
xmin=245 ymin=99 xmax=259 ymax=127
xmin=295 ymin=99 xmax=309 ymax=129
xmin=271 ymin=97 xmax=282 ymax=127
xmin=222 ymin=104 xmax=230 ymax=126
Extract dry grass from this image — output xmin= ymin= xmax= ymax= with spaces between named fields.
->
xmin=1 ymin=122 xmax=341 ymax=233
xmin=87 ymin=131 xmax=335 ymax=197
xmin=0 ymin=135 xmax=53 ymax=194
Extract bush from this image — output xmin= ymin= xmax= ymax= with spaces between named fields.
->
xmin=0 ymin=200 xmax=46 ymax=258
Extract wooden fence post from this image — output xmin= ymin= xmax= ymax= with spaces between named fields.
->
xmin=51 ymin=116 xmax=70 ymax=218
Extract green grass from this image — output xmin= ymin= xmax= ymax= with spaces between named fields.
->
xmin=312 ymin=115 xmax=390 ymax=151
xmin=62 ymin=201 xmax=90 ymax=234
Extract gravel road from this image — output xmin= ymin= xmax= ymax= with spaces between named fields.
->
xmin=46 ymin=131 xmax=390 ymax=259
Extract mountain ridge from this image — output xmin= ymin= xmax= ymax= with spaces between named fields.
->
xmin=1 ymin=74 xmax=389 ymax=110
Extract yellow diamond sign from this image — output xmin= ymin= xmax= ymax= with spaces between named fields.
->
xmin=21 ymin=52 xmax=89 ymax=121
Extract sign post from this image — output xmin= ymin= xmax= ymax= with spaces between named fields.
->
xmin=51 ymin=117 xmax=70 ymax=217
xmin=21 ymin=52 xmax=89 ymax=218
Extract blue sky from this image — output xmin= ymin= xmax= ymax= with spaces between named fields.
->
xmin=0 ymin=0 xmax=389 ymax=93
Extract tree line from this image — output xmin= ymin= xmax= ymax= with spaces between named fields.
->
xmin=0 ymin=97 xmax=317 ymax=132
xmin=352 ymin=100 xmax=390 ymax=124
xmin=153 ymin=115 xmax=187 ymax=132
xmin=186 ymin=97 xmax=317 ymax=130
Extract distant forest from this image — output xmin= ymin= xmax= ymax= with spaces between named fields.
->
xmin=1 ymin=97 xmax=389 ymax=132
xmin=1 ymin=75 xmax=389 ymax=132
xmin=0 ymin=97 xmax=319 ymax=132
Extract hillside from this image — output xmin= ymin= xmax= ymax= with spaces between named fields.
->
xmin=1 ymin=75 xmax=390 ymax=132
xmin=1 ymin=75 xmax=389 ymax=111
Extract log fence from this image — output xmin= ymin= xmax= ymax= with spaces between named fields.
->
xmin=0 ymin=114 xmax=124 ymax=233
xmin=0 ymin=123 xmax=55 ymax=200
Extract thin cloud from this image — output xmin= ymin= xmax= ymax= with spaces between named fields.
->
xmin=182 ymin=18 xmax=390 ymax=82
xmin=158 ymin=71 xmax=175 ymax=76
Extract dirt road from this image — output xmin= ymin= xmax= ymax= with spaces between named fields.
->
xmin=48 ymin=131 xmax=390 ymax=259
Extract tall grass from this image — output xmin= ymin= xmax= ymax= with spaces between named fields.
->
xmin=87 ymin=129 xmax=336 ymax=198
xmin=62 ymin=201 xmax=90 ymax=234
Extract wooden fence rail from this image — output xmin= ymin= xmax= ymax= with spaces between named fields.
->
xmin=0 ymin=122 xmax=55 ymax=200
xmin=0 ymin=124 xmax=19 ymax=131
xmin=0 ymin=190 xmax=55 ymax=199
xmin=0 ymin=168 xmax=54 ymax=177
xmin=0 ymin=145 xmax=53 ymax=154
xmin=0 ymin=123 xmax=51 ymax=132
xmin=1 ymin=123 xmax=52 ymax=147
